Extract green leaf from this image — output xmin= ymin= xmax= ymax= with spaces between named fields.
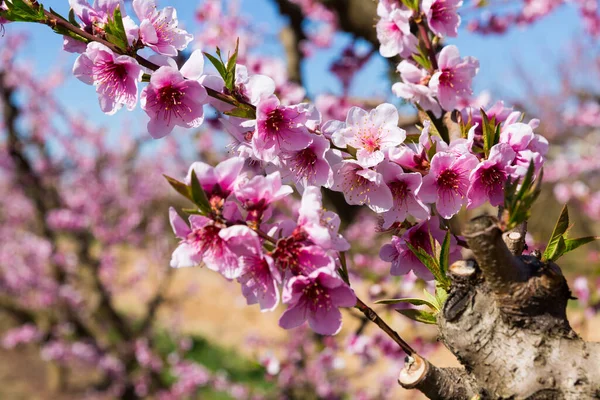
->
xmin=434 ymin=285 xmax=448 ymax=309
xmin=423 ymin=289 xmax=442 ymax=311
xmin=503 ymin=161 xmax=542 ymax=230
xmin=164 ymin=175 xmax=193 ymax=202
xmin=104 ymin=6 xmax=128 ymax=50
xmin=182 ymin=208 xmax=204 ymax=215
xmin=1 ymin=0 xmax=45 ymax=22
xmin=225 ymin=38 xmax=240 ymax=91
xmin=68 ymin=7 xmax=80 ymax=27
xmin=480 ymin=108 xmax=498 ymax=158
xmin=439 ymin=230 xmax=451 ymax=278
xmin=396 ymin=308 xmax=437 ymax=324
xmin=204 ymin=52 xmax=227 ymax=80
xmin=224 ymin=106 xmax=256 ymax=119
xmin=375 ymin=297 xmax=437 ymax=310
xmin=542 ymin=204 xmax=570 ymax=261
xmin=190 ymin=170 xmax=212 ymax=214
xmin=337 ymin=252 xmax=350 ymax=285
xmin=563 ymin=237 xmax=600 ymax=254
xmin=406 ymin=242 xmax=450 ymax=289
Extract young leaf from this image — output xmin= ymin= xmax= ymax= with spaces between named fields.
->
xmin=423 ymin=289 xmax=442 ymax=311
xmin=225 ymin=38 xmax=240 ymax=91
xmin=406 ymin=243 xmax=450 ymax=290
xmin=190 ymin=170 xmax=211 ymax=214
xmin=104 ymin=6 xmax=128 ymax=50
xmin=68 ymin=7 xmax=80 ymax=27
xmin=224 ymin=106 xmax=256 ymax=119
xmin=204 ymin=52 xmax=227 ymax=80
xmin=396 ymin=308 xmax=437 ymax=324
xmin=163 ymin=175 xmax=193 ymax=202
xmin=375 ymin=297 xmax=437 ymax=311
xmin=439 ymin=230 xmax=451 ymax=278
xmin=563 ymin=237 xmax=600 ymax=254
xmin=1 ymin=0 xmax=45 ymax=22
xmin=542 ymin=204 xmax=570 ymax=261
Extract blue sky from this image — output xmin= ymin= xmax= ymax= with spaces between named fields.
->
xmin=3 ymin=0 xmax=586 ymax=141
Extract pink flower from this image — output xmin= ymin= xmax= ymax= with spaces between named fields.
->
xmin=379 ymin=218 xmax=459 ymax=280
xmin=376 ymin=6 xmax=417 ymax=58
xmin=422 ymin=0 xmax=463 ymax=38
xmin=220 ymin=226 xmax=281 ymax=312
xmin=420 ymin=152 xmax=479 ymax=218
xmin=297 ymin=186 xmax=350 ymax=251
xmin=185 ymin=157 xmax=245 ymax=204
xmin=235 ymin=171 xmax=294 ymax=222
xmin=377 ymin=161 xmax=429 ymax=229
xmin=332 ymin=104 xmax=406 ymax=168
xmin=392 ymin=61 xmax=442 ymax=117
xmin=73 ymin=42 xmax=143 ymax=115
xmin=272 ymin=238 xmax=336 ymax=277
xmin=133 ymin=0 xmax=193 ymax=56
xmin=499 ymin=121 xmax=548 ymax=178
xmin=251 ymin=96 xmax=317 ymax=163
xmin=331 ymin=161 xmax=393 ymax=213
xmin=140 ymin=50 xmax=207 ymax=138
xmin=467 ymin=143 xmax=516 ymax=209
xmin=279 ymin=267 xmax=356 ymax=335
xmin=429 ymin=45 xmax=479 ymax=111
xmin=169 ymin=208 xmax=243 ymax=279
xmin=279 ymin=134 xmax=333 ymax=190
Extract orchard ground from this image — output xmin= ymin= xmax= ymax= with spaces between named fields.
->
xmin=1 ymin=247 xmax=598 ymax=400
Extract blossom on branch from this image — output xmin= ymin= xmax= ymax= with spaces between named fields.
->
xmin=279 ymin=267 xmax=356 ymax=335
xmin=420 ymin=151 xmax=479 ymax=218
xmin=332 ymin=103 xmax=406 ymax=168
xmin=140 ymin=50 xmax=208 ymax=138
xmin=73 ymin=42 xmax=143 ymax=115
xmin=429 ymin=45 xmax=479 ymax=110
xmin=133 ymin=0 xmax=193 ymax=56
xmin=422 ymin=0 xmax=463 ymax=38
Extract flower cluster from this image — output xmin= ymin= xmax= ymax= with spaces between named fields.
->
xmin=69 ymin=0 xmax=208 ymax=138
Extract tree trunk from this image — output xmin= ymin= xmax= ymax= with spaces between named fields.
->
xmin=399 ymin=216 xmax=600 ymax=399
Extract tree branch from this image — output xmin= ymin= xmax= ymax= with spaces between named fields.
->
xmin=462 ymin=215 xmax=528 ymax=294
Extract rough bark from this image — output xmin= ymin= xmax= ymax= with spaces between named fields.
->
xmin=399 ymin=216 xmax=600 ymax=399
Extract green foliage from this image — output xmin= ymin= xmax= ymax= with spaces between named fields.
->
xmin=204 ymin=39 xmax=239 ymax=92
xmin=0 ymin=0 xmax=45 ymax=22
xmin=542 ymin=204 xmax=600 ymax=262
xmin=381 ymin=231 xmax=453 ymax=325
xmin=396 ymin=308 xmax=437 ymax=324
xmin=400 ymin=0 xmax=420 ymax=11
xmin=375 ymin=297 xmax=437 ymax=309
xmin=164 ymin=175 xmax=194 ymax=202
xmin=104 ymin=6 xmax=128 ymax=50
xmin=190 ymin=169 xmax=212 ymax=215
xmin=163 ymin=172 xmax=213 ymax=215
xmin=480 ymin=108 xmax=500 ymax=158
xmin=503 ymin=161 xmax=542 ymax=231
xmin=153 ymin=332 xmax=273 ymax=399
xmin=406 ymin=231 xmax=451 ymax=290
xmin=411 ymin=47 xmax=432 ymax=71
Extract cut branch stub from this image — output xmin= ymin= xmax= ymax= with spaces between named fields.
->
xmin=463 ymin=215 xmax=528 ymax=295
xmin=398 ymin=355 xmax=477 ymax=400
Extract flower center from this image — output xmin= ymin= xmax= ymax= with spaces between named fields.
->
xmin=154 ymin=85 xmax=191 ymax=124
xmin=187 ymin=224 xmax=222 ymax=255
xmin=302 ymin=282 xmax=332 ymax=312
xmin=266 ymin=108 xmax=285 ymax=133
xmin=390 ymin=180 xmax=409 ymax=202
xmin=287 ymin=148 xmax=318 ymax=180
xmin=480 ymin=166 xmax=505 ymax=189
xmin=93 ymin=61 xmax=128 ymax=95
xmin=437 ymin=168 xmax=460 ymax=191
xmin=360 ymin=131 xmax=381 ymax=153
